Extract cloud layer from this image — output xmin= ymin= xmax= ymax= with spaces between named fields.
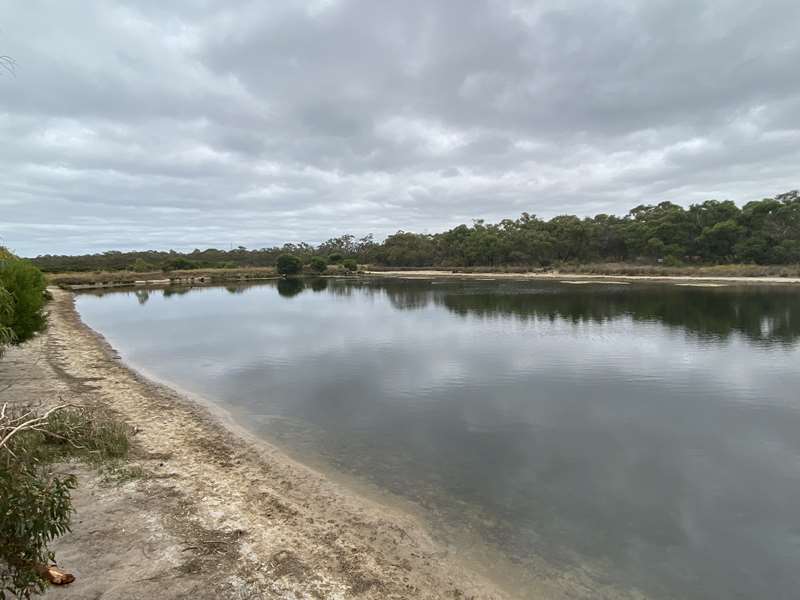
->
xmin=2 ymin=0 xmax=799 ymax=256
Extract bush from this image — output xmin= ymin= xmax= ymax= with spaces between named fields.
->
xmin=309 ymin=256 xmax=328 ymax=274
xmin=328 ymin=253 xmax=343 ymax=263
xmin=342 ymin=259 xmax=358 ymax=272
xmin=0 ymin=462 xmax=75 ymax=599
xmin=0 ymin=406 xmax=132 ymax=598
xmin=0 ymin=287 xmax=14 ymax=352
xmin=0 ymin=259 xmax=47 ymax=345
xmin=276 ymin=254 xmax=302 ymax=276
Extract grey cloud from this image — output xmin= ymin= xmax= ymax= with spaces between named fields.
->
xmin=1 ymin=0 xmax=799 ymax=256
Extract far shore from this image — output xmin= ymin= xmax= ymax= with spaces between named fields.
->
xmin=363 ymin=269 xmax=800 ymax=285
xmin=45 ymin=262 xmax=800 ymax=290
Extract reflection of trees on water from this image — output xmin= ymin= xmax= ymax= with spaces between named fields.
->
xmin=80 ymin=279 xmax=800 ymax=346
xmin=277 ymin=278 xmax=304 ymax=298
xmin=323 ymin=282 xmax=356 ymax=298
xmin=162 ymin=286 xmax=192 ymax=298
xmin=309 ymin=278 xmax=328 ymax=293
xmin=331 ymin=280 xmax=800 ymax=346
xmin=428 ymin=285 xmax=800 ymax=346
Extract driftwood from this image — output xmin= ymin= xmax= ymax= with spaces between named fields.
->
xmin=34 ymin=564 xmax=76 ymax=586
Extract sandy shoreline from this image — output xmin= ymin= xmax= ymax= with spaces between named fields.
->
xmin=364 ymin=270 xmax=800 ymax=285
xmin=2 ymin=288 xmax=516 ymax=599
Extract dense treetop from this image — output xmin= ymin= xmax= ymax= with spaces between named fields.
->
xmin=26 ymin=192 xmax=800 ymax=272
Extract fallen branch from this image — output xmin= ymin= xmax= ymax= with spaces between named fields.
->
xmin=0 ymin=403 xmax=81 ymax=450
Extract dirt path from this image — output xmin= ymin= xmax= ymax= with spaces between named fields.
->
xmin=364 ymin=270 xmax=800 ymax=285
xmin=1 ymin=289 xmax=514 ymax=599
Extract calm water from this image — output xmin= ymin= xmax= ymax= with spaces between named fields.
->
xmin=76 ymin=279 xmax=800 ymax=599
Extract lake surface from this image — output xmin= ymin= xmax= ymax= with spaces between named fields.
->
xmin=76 ymin=278 xmax=800 ymax=599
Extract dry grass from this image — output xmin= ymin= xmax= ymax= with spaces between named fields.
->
xmin=48 ymin=262 xmax=800 ymax=286
xmin=559 ymin=262 xmax=800 ymax=278
xmin=48 ymin=266 xmax=277 ymax=287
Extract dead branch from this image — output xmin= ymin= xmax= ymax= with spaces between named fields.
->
xmin=0 ymin=403 xmax=80 ymax=450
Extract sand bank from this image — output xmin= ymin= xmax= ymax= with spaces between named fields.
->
xmin=364 ymin=270 xmax=800 ymax=285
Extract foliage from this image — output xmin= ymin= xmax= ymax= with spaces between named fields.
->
xmin=130 ymin=258 xmax=156 ymax=272
xmin=0 ymin=248 xmax=125 ymax=598
xmin=0 ymin=462 xmax=75 ymax=599
xmin=0 ymin=406 xmax=132 ymax=598
xmin=25 ymin=190 xmax=800 ymax=271
xmin=162 ymin=257 xmax=197 ymax=271
xmin=0 ymin=287 xmax=14 ymax=352
xmin=308 ymin=256 xmax=327 ymax=274
xmin=276 ymin=254 xmax=302 ymax=276
xmin=0 ymin=258 xmax=47 ymax=345
xmin=342 ymin=259 xmax=358 ymax=272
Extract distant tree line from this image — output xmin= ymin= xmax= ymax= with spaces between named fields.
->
xmin=27 ymin=191 xmax=800 ymax=273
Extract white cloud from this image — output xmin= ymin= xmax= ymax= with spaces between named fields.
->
xmin=1 ymin=0 xmax=799 ymax=255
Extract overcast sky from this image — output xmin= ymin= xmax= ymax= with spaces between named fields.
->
xmin=2 ymin=0 xmax=799 ymax=256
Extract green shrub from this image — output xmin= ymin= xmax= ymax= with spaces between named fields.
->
xmin=309 ymin=256 xmax=328 ymax=274
xmin=0 ymin=287 xmax=14 ymax=352
xmin=327 ymin=253 xmax=343 ymax=263
xmin=342 ymin=259 xmax=358 ymax=272
xmin=0 ymin=463 xmax=75 ymax=599
xmin=276 ymin=254 xmax=302 ymax=276
xmin=43 ymin=407 xmax=131 ymax=462
xmin=0 ymin=259 xmax=47 ymax=345
xmin=0 ymin=407 xmax=132 ymax=598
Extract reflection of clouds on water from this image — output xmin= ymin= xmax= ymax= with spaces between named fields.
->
xmin=75 ymin=280 xmax=800 ymax=600
xmin=92 ymin=278 xmax=800 ymax=346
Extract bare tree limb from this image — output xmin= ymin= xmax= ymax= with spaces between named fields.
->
xmin=0 ymin=404 xmax=80 ymax=450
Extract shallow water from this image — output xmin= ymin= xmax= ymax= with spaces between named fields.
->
xmin=76 ymin=279 xmax=800 ymax=599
